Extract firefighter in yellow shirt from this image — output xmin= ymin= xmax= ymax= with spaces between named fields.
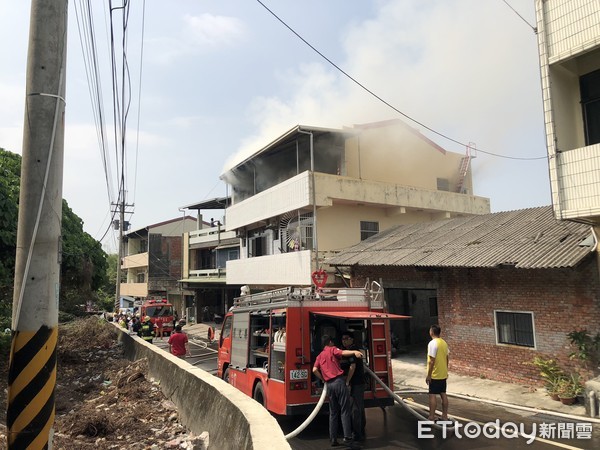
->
xmin=426 ymin=324 xmax=449 ymax=421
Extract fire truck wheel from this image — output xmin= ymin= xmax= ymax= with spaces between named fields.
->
xmin=253 ymin=382 xmax=265 ymax=407
xmin=223 ymin=368 xmax=230 ymax=383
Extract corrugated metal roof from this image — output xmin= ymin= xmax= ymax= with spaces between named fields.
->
xmin=327 ymin=206 xmax=594 ymax=269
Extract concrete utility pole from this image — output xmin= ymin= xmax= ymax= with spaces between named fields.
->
xmin=8 ymin=1 xmax=67 ymax=449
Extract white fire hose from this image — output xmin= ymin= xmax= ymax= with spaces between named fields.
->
xmin=284 ymin=383 xmax=328 ymax=440
xmin=362 ymin=364 xmax=452 ymax=430
xmin=284 ymin=363 xmax=451 ymax=440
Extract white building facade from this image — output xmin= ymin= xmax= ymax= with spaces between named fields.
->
xmin=536 ymin=0 xmax=600 ymax=223
xmin=221 ymin=119 xmax=490 ymax=288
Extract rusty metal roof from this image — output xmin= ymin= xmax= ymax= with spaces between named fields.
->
xmin=327 ymin=206 xmax=594 ymax=269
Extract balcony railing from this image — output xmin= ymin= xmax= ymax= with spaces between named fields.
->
xmin=188 ymin=227 xmax=237 ymax=246
xmin=188 ymin=268 xmax=226 ymax=279
xmin=122 ymin=252 xmax=148 ymax=269
xmin=555 ymin=143 xmax=600 ymax=220
xmin=120 ymin=282 xmax=147 ymax=297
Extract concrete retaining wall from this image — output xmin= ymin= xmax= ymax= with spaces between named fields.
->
xmin=115 ymin=326 xmax=290 ymax=449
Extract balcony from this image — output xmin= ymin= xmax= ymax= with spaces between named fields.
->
xmin=120 ymin=282 xmax=147 ymax=297
xmin=189 ymin=227 xmax=237 ymax=247
xmin=553 ymin=143 xmax=600 ymax=222
xmin=226 ymin=251 xmax=312 ymax=286
xmin=122 ymin=252 xmax=148 ymax=269
xmin=226 ymin=172 xmax=311 ymax=230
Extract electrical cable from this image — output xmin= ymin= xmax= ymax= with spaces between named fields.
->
xmin=132 ymin=0 xmax=146 ymax=207
xmin=15 ymin=62 xmax=66 ymax=328
xmin=501 ymin=0 xmax=537 ymax=33
xmin=255 ymin=0 xmax=546 ymax=161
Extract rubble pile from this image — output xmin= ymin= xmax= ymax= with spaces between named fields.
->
xmin=0 ymin=317 xmax=209 ymax=450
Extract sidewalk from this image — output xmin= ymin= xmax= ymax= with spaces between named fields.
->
xmin=183 ymin=322 xmax=590 ymax=419
xmin=392 ymin=353 xmax=590 ymax=418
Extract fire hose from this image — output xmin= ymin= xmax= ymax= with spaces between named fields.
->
xmin=284 ymin=383 xmax=328 ymax=440
xmin=362 ymin=364 xmax=452 ymax=430
xmin=284 ymin=363 xmax=450 ymax=440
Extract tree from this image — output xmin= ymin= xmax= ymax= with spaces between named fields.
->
xmin=96 ymin=253 xmax=123 ymax=312
xmin=60 ymin=200 xmax=109 ymax=313
xmin=0 ymin=147 xmax=109 ymax=319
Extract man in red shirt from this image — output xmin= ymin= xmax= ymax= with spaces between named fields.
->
xmin=168 ymin=325 xmax=190 ymax=358
xmin=313 ymin=335 xmax=363 ymax=447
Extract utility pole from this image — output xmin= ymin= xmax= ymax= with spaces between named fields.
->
xmin=8 ymin=1 xmax=67 ymax=449
xmin=112 ymin=193 xmax=133 ymax=313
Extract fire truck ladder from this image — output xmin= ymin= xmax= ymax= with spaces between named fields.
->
xmin=367 ymin=280 xmax=390 ymax=392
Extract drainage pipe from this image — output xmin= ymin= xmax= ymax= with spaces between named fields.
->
xmin=589 ymin=390 xmax=597 ymax=419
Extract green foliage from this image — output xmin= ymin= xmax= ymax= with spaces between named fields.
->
xmin=0 ymin=332 xmax=11 ymax=372
xmin=557 ymin=373 xmax=584 ymax=399
xmin=567 ymin=329 xmax=600 ymax=365
xmin=60 ymin=200 xmax=109 ymax=314
xmin=531 ymin=356 xmax=567 ymax=393
xmin=0 ymin=148 xmax=21 ymax=317
xmin=0 ymin=147 xmax=110 ymax=321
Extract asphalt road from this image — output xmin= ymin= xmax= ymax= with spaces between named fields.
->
xmin=153 ymin=336 xmax=599 ymax=450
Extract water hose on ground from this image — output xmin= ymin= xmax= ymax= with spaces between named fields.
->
xmin=363 ymin=364 xmax=452 ymax=430
xmin=284 ymin=383 xmax=328 ymax=440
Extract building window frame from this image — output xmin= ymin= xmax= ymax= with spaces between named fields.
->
xmin=494 ymin=310 xmax=536 ymax=349
xmin=580 ymin=68 xmax=600 ymax=146
xmin=360 ymin=221 xmax=379 ymax=241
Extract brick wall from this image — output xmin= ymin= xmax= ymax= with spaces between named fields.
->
xmin=352 ymin=257 xmax=600 ymax=385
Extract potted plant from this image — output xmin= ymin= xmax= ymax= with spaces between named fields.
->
xmin=546 ymin=377 xmax=564 ymax=401
xmin=557 ymin=374 xmax=584 ymax=405
xmin=531 ymin=356 xmax=566 ymax=401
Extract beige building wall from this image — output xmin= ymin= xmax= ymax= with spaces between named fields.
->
xmin=316 ymin=204 xmax=450 ymax=252
xmin=149 ymin=217 xmax=197 ymax=237
xmin=344 ymin=121 xmax=470 ymax=194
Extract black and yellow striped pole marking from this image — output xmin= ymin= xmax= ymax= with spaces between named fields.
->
xmin=7 ymin=326 xmax=58 ymax=449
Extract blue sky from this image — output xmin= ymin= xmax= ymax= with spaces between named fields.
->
xmin=0 ymin=1 xmax=549 ymax=253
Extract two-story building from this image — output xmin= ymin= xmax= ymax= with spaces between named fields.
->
xmin=220 ymin=119 xmax=490 ymax=288
xmin=536 ymin=0 xmax=600 ymax=225
xmin=179 ymin=198 xmax=242 ymax=320
xmin=120 ymin=216 xmax=197 ymax=317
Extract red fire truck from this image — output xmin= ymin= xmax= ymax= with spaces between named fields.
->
xmin=216 ymin=282 xmax=409 ymax=415
xmin=140 ymin=298 xmax=175 ymax=336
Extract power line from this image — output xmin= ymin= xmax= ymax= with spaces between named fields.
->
xmin=501 ymin=0 xmax=537 ymax=33
xmin=255 ymin=0 xmax=546 ymax=162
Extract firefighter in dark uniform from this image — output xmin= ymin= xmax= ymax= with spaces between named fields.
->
xmin=138 ymin=316 xmax=155 ymax=344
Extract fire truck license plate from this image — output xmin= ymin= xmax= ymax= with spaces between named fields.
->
xmin=290 ymin=369 xmax=308 ymax=380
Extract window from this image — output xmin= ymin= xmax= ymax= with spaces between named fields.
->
xmin=437 ymin=178 xmax=449 ymax=191
xmin=360 ymin=221 xmax=379 ymax=241
xmin=248 ymin=234 xmax=266 ymax=257
xmin=280 ymin=212 xmax=313 ymax=252
xmin=140 ymin=239 xmax=148 ymax=253
xmin=495 ymin=311 xmax=535 ymax=348
xmin=136 ymin=273 xmax=145 ymax=283
xmin=429 ymin=297 xmax=438 ymax=317
xmin=580 ymin=69 xmax=600 ymax=146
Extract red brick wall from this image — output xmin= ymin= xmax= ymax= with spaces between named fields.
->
xmin=352 ymin=257 xmax=600 ymax=385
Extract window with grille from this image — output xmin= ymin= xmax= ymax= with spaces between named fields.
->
xmin=136 ymin=272 xmax=146 ymax=283
xmin=495 ymin=311 xmax=535 ymax=348
xmin=280 ymin=212 xmax=313 ymax=252
xmin=360 ymin=221 xmax=379 ymax=241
